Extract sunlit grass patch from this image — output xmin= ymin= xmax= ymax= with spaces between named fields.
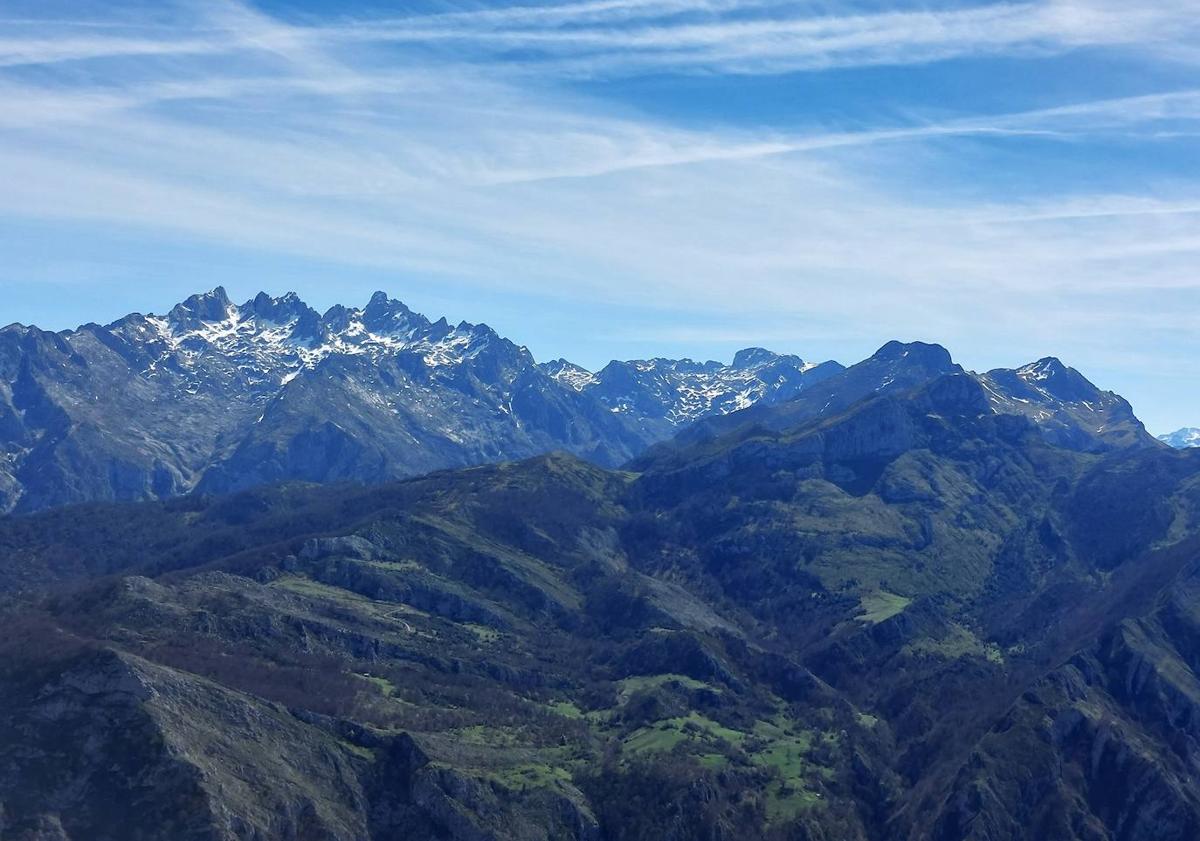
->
xmin=855 ymin=590 xmax=911 ymax=624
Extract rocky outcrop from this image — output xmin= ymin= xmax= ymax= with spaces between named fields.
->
xmin=0 ymin=649 xmax=371 ymax=840
xmin=0 ymin=650 xmax=601 ymax=841
xmin=930 ymin=573 xmax=1200 ymax=841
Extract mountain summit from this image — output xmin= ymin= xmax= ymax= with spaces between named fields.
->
xmin=979 ymin=356 xmax=1151 ymax=452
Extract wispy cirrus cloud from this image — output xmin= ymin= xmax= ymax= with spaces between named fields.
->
xmin=6 ymin=0 xmax=1200 ymax=75
xmin=328 ymin=0 xmax=1197 ymax=76
xmin=2 ymin=0 xmax=1200 ymax=430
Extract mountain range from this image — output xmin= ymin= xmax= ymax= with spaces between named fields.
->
xmin=0 ymin=288 xmax=844 ymax=514
xmin=1158 ymin=427 xmax=1200 ymax=448
xmin=0 ymin=336 xmax=1195 ymax=840
xmin=0 ymin=289 xmax=1159 ymax=514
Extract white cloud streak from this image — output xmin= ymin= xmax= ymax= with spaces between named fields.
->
xmin=2 ymin=0 xmax=1200 ymax=428
xmin=5 ymin=0 xmax=1199 ymax=75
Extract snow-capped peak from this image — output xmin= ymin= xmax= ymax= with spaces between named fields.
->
xmin=361 ymin=291 xmax=428 ymax=337
xmin=542 ymin=359 xmax=596 ymax=392
xmin=167 ymin=286 xmax=235 ymax=327
xmin=1158 ymin=427 xmax=1200 ymax=449
xmin=120 ymin=289 xmax=532 ymax=397
xmin=581 ymin=348 xmax=840 ymax=426
xmin=1016 ymin=357 xmax=1067 ymax=383
xmin=103 ymin=290 xmax=843 ymax=435
xmin=731 ymin=347 xmax=780 ymax=369
xmin=1009 ymin=357 xmax=1109 ymax=405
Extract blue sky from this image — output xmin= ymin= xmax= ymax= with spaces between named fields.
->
xmin=2 ymin=0 xmax=1200 ymax=432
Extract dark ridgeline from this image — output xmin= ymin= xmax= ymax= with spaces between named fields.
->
xmin=0 ymin=297 xmax=1192 ymax=841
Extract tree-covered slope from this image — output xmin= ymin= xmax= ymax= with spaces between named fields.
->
xmin=0 ymin=367 xmax=1194 ymax=840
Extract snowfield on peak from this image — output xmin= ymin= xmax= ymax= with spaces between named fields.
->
xmin=541 ymin=349 xmax=845 ymax=438
xmin=1158 ymin=427 xmax=1200 ymax=448
xmin=113 ymin=288 xmax=514 ymax=402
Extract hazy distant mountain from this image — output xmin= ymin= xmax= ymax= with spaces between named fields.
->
xmin=1157 ymin=427 xmax=1200 ymax=448
xmin=543 ymin=346 xmax=845 ymax=440
xmin=0 ymin=289 xmax=834 ymax=513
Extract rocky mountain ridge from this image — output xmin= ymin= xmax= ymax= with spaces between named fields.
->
xmin=0 ymin=288 xmax=834 ymax=513
xmin=648 ymin=340 xmax=1157 ymax=464
xmin=0 ymin=290 xmax=1158 ymax=513
xmin=544 ymin=348 xmax=845 ymax=440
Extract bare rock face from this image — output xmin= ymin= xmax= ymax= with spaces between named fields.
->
xmin=300 ymin=535 xmax=381 ymax=563
xmin=979 ymin=358 xmax=1154 ymax=453
xmin=0 ymin=649 xmax=371 ymax=840
xmin=930 ymin=569 xmax=1200 ymax=841
xmin=0 ymin=649 xmax=602 ymax=841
